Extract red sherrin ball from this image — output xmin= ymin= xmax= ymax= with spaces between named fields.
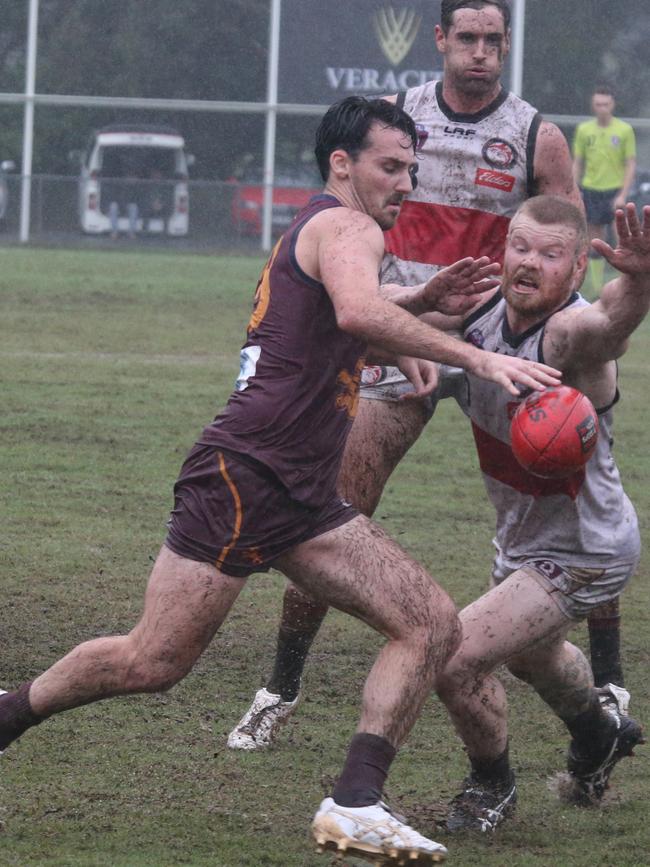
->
xmin=510 ymin=386 xmax=599 ymax=479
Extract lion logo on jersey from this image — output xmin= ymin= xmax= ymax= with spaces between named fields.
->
xmin=466 ymin=328 xmax=485 ymax=348
xmin=482 ymin=138 xmax=518 ymax=170
xmin=336 ymin=358 xmax=365 ymax=418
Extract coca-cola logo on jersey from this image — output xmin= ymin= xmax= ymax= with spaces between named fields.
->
xmin=475 ymin=168 xmax=515 ymax=192
xmin=482 ymin=137 xmax=517 ymax=169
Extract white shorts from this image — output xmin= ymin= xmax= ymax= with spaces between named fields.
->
xmin=492 ymin=550 xmax=639 ymax=621
xmin=359 ymin=364 xmax=468 ymax=420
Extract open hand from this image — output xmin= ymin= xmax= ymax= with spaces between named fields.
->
xmin=592 ymin=204 xmax=650 ymax=275
xmin=396 ymin=355 xmax=439 ymax=399
xmin=468 ymin=351 xmax=562 ymax=396
xmin=422 ymin=256 xmax=501 ymax=315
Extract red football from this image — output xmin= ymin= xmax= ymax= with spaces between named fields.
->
xmin=510 ymin=386 xmax=599 ymax=479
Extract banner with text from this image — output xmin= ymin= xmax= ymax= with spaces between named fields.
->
xmin=278 ymin=1 xmax=447 ymax=104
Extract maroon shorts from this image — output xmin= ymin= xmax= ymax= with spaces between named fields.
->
xmin=164 ymin=444 xmax=358 ymax=578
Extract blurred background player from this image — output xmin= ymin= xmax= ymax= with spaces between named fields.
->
xmin=227 ymin=0 xmax=628 ymax=751
xmin=573 ymin=84 xmax=637 ymax=294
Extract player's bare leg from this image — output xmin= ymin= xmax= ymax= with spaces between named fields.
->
xmin=338 ymin=396 xmax=429 ymax=516
xmin=277 ymin=514 xmax=459 ymax=747
xmin=275 ymin=514 xmax=459 ymax=863
xmin=507 ymin=614 xmax=643 ymax=806
xmin=0 ymin=546 xmax=245 ymax=745
xmin=437 ymin=569 xmax=577 ymax=763
xmin=228 ymin=397 xmax=431 ymax=749
xmin=276 ymin=398 xmax=430 ymax=683
xmin=437 ymin=568 xmax=642 ymax=827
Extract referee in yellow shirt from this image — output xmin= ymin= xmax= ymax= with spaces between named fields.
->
xmin=573 ymin=85 xmax=636 ymax=292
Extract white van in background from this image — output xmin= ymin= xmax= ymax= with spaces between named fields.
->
xmin=78 ymin=124 xmax=193 ymax=236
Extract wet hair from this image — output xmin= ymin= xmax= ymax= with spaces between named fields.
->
xmin=440 ymin=0 xmax=511 ymax=34
xmin=512 ymin=195 xmax=589 ymax=253
xmin=314 ymin=96 xmax=418 ymax=182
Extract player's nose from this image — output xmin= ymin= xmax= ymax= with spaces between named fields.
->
xmin=396 ymin=169 xmax=413 ymax=193
xmin=521 ymin=249 xmax=540 ymax=265
xmin=473 ymin=38 xmax=488 ymax=58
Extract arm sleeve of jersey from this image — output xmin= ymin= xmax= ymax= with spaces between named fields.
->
xmin=623 ymin=124 xmax=637 ymax=159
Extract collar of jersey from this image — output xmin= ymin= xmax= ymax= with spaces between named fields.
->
xmin=436 ymin=80 xmax=509 ymax=124
xmin=501 ymin=290 xmax=580 ymax=349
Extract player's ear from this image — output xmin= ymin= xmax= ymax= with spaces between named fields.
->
xmin=434 ymin=24 xmax=446 ymax=54
xmin=330 ymin=149 xmax=351 ymax=180
xmin=503 ymin=27 xmax=511 ymax=57
xmin=574 ymin=250 xmax=589 ymax=291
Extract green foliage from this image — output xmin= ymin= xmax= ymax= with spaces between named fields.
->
xmin=0 ymin=0 xmax=269 ymax=176
xmin=517 ymin=0 xmax=650 ymax=116
xmin=1 ymin=248 xmax=649 ymax=865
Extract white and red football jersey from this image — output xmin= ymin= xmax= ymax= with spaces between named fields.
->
xmin=382 ymin=80 xmax=540 ymax=285
xmin=460 ymin=289 xmax=640 ymax=571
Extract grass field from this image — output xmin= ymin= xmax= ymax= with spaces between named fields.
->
xmin=1 ymin=246 xmax=649 ymax=867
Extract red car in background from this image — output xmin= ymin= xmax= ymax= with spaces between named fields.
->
xmin=230 ymin=168 xmax=321 ymax=237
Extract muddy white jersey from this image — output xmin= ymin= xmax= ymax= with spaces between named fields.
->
xmin=460 ymin=289 xmax=640 ymax=570
xmin=382 ymin=80 xmax=540 ymax=286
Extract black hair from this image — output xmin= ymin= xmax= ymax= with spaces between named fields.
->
xmin=314 ymin=96 xmax=418 ymax=182
xmin=440 ymin=0 xmax=511 ymax=33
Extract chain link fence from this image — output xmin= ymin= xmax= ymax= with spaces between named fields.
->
xmin=0 ymin=121 xmax=647 ymax=253
xmin=0 ymin=173 xmax=280 ymax=252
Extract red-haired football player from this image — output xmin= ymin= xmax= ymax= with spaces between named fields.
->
xmin=430 ymin=194 xmax=648 ymax=829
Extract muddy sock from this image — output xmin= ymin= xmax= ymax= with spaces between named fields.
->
xmin=469 ymin=746 xmax=513 ymax=790
xmin=266 ymin=628 xmax=315 ymax=702
xmin=332 ymin=733 xmax=397 ymax=807
xmin=588 ymin=599 xmax=624 ymax=687
xmin=0 ymin=683 xmax=44 ymax=751
xmin=561 ymin=692 xmax=617 ymax=758
xmin=266 ymin=596 xmax=328 ymax=702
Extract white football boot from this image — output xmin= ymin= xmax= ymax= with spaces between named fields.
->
xmin=227 ymin=687 xmax=300 ymax=750
xmin=312 ymin=797 xmax=447 ymax=864
xmin=597 ymin=682 xmax=631 ymax=717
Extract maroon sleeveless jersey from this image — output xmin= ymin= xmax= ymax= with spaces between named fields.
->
xmin=199 ymin=194 xmax=367 ymax=508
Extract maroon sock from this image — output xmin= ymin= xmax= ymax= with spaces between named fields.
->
xmin=332 ymin=733 xmax=396 ymax=807
xmin=0 ymin=682 xmax=44 ymax=751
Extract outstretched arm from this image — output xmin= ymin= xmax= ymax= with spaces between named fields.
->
xmin=591 ymin=204 xmax=650 ymax=348
xmin=309 ymin=209 xmax=560 ymax=396
xmin=548 ymin=205 xmax=650 ymax=368
xmin=380 ymin=256 xmax=501 ymax=316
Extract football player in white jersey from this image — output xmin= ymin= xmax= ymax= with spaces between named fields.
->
xmin=430 ymin=195 xmax=648 ymax=830
xmin=227 ymin=0 xmax=625 ymax=753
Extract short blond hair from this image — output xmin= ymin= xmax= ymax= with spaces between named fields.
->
xmin=511 ymin=195 xmax=588 ymax=254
